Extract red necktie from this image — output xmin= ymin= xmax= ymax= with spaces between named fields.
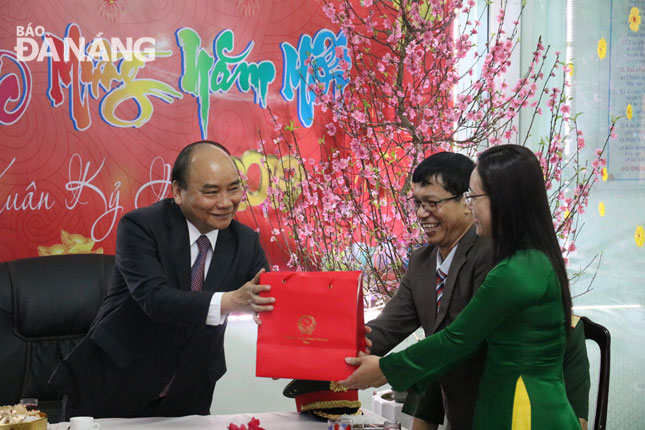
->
xmin=191 ymin=235 xmax=210 ymax=291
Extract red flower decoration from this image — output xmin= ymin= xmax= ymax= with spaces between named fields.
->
xmin=228 ymin=417 xmax=264 ymax=430
xmin=247 ymin=417 xmax=265 ymax=430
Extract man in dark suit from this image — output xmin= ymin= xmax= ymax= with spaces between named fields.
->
xmin=365 ymin=152 xmax=589 ymax=430
xmin=50 ymin=140 xmax=275 ymax=419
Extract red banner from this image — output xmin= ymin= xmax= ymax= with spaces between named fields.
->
xmin=0 ymin=0 xmax=348 ymax=265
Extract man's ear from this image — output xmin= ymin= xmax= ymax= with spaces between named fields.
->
xmin=172 ymin=180 xmax=182 ymax=205
xmin=461 ymin=198 xmax=472 ymax=215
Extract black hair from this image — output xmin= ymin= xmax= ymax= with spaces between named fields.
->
xmin=476 ymin=144 xmax=572 ymax=335
xmin=412 ymin=151 xmax=475 ymax=196
xmin=171 ymin=140 xmax=231 ymax=190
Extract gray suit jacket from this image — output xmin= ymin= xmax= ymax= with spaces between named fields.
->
xmin=368 ymin=225 xmax=492 ymax=430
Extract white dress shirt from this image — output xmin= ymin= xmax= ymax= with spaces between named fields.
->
xmin=436 ymin=244 xmax=458 ymax=277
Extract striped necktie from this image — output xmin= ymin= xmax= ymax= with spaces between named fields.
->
xmin=436 ymin=267 xmax=447 ymax=309
xmin=191 ymin=235 xmax=210 ymax=291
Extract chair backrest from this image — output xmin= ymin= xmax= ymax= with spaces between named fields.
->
xmin=580 ymin=316 xmax=611 ymax=430
xmin=0 ymin=254 xmax=114 ymax=422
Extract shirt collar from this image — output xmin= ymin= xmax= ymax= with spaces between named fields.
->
xmin=436 ymin=244 xmax=458 ymax=275
xmin=185 ymin=219 xmax=218 ymax=250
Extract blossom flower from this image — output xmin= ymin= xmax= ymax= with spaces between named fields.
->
xmin=248 ymin=0 xmax=616 ymax=305
xmin=597 ymin=37 xmax=607 ymax=59
xmin=350 ymin=138 xmax=369 ymax=160
xmin=577 ymin=136 xmax=585 ymax=149
xmin=629 ymin=7 xmax=641 ymax=32
xmin=626 ymin=103 xmax=633 ymax=120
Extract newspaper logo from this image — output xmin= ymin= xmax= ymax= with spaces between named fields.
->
xmin=14 ymin=23 xmax=156 ymax=62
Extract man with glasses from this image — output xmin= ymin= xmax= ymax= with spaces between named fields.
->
xmin=365 ymin=152 xmax=590 ymax=430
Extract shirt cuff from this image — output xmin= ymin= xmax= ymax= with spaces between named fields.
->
xmin=206 ymin=292 xmax=225 ymax=326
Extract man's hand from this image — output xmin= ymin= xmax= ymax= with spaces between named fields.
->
xmin=362 ymin=325 xmax=373 ymax=355
xmin=338 ymin=355 xmax=387 ymax=390
xmin=221 ymin=268 xmax=275 ymax=324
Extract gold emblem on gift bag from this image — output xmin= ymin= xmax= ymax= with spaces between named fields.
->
xmin=298 ymin=315 xmax=316 ymax=335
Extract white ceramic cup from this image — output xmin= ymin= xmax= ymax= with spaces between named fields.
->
xmin=70 ymin=416 xmax=100 ymax=430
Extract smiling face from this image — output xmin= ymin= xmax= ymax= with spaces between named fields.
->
xmin=412 ymin=176 xmax=473 ymax=257
xmin=172 ymin=144 xmax=242 ymax=233
xmin=467 ymin=167 xmax=492 ymax=238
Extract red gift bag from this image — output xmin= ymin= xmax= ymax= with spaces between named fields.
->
xmin=256 ymin=271 xmax=366 ymax=381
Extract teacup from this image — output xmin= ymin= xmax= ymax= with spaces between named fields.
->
xmin=70 ymin=416 xmax=100 ymax=430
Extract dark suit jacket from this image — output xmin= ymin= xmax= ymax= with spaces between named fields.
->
xmin=49 ymin=198 xmax=268 ymax=418
xmin=368 ymin=225 xmax=492 ymax=430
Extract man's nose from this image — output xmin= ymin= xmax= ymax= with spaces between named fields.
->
xmin=214 ymin=192 xmax=233 ymax=208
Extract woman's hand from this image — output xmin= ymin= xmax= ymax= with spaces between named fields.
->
xmin=338 ymin=355 xmax=387 ymax=390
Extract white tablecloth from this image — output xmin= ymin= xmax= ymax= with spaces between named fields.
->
xmin=48 ymin=410 xmax=392 ymax=430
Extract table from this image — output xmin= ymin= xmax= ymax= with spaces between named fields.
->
xmin=47 ymin=410 xmax=396 ymax=430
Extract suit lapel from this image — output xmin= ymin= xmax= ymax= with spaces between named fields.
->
xmin=421 ymin=246 xmax=440 ymax=329
xmin=432 ymin=225 xmax=478 ymax=332
xmin=203 ymin=226 xmax=235 ymax=292
xmin=167 ymin=201 xmax=192 ymax=291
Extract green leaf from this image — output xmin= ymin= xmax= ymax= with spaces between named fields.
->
xmin=285 ymin=120 xmax=299 ymax=132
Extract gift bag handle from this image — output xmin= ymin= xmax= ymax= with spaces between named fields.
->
xmin=281 ymin=273 xmax=334 ymax=288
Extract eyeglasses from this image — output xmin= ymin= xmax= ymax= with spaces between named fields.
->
xmin=410 ymin=194 xmax=460 ymax=212
xmin=463 ymin=191 xmax=488 ymax=204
